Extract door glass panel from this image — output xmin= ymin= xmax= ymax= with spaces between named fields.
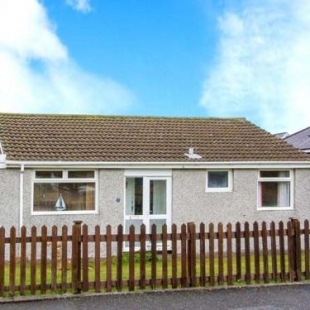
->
xmin=125 ymin=219 xmax=143 ymax=248
xmin=149 ymin=219 xmax=166 ymax=234
xmin=125 ymin=219 xmax=143 ymax=233
xmin=149 ymin=219 xmax=166 ymax=249
xmin=126 ymin=177 xmax=143 ymax=215
xmin=150 ymin=180 xmax=166 ymax=215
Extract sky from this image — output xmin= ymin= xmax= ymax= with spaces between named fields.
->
xmin=0 ymin=0 xmax=309 ymax=134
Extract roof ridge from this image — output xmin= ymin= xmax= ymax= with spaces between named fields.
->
xmin=0 ymin=112 xmax=246 ymax=121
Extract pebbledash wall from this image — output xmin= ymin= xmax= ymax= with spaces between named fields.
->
xmin=1 ymin=168 xmax=310 ymax=232
xmin=172 ymin=169 xmax=310 ymax=225
xmin=0 ymin=169 xmax=20 ymax=229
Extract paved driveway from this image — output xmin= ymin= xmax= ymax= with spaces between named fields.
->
xmin=1 ymin=284 xmax=310 ymax=309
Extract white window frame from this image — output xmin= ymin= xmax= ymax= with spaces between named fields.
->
xmin=31 ymin=169 xmax=98 ymax=215
xmin=257 ymin=169 xmax=294 ymax=211
xmin=206 ymin=170 xmax=233 ymax=192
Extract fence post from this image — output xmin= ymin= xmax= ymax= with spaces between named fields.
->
xmin=289 ymin=218 xmax=301 ymax=282
xmin=295 ymin=219 xmax=302 ymax=281
xmin=187 ymin=222 xmax=196 ymax=287
xmin=72 ymin=220 xmax=82 ymax=294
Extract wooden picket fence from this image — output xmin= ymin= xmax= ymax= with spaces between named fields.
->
xmin=0 ymin=218 xmax=309 ymax=297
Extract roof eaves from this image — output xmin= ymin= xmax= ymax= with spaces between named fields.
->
xmin=5 ymin=159 xmax=310 ymax=169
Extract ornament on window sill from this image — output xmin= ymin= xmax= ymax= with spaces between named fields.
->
xmin=55 ymin=194 xmax=66 ymax=211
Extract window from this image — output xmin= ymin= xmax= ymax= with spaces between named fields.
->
xmin=258 ymin=170 xmax=293 ymax=210
xmin=33 ymin=170 xmax=97 ymax=214
xmin=206 ymin=170 xmax=232 ymax=192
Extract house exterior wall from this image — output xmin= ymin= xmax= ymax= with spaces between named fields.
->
xmin=293 ymin=169 xmax=310 ymax=219
xmin=1 ymin=167 xmax=310 ymax=231
xmin=0 ymin=169 xmax=20 ymax=229
xmin=172 ymin=169 xmax=310 ymax=226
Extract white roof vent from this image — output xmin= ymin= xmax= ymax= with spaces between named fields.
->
xmin=184 ymin=147 xmax=202 ymax=159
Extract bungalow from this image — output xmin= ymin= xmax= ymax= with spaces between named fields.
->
xmin=1 ymin=113 xmax=310 ymax=233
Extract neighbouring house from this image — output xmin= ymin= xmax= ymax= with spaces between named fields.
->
xmin=284 ymin=127 xmax=310 ymax=154
xmin=274 ymin=132 xmax=289 ymax=139
xmin=1 ymin=113 xmax=310 ymax=234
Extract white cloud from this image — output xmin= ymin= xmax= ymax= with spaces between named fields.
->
xmin=0 ymin=0 xmax=134 ymax=115
xmin=200 ymin=0 xmax=310 ymax=133
xmin=0 ymin=0 xmax=66 ymax=60
xmin=66 ymin=0 xmax=92 ymax=13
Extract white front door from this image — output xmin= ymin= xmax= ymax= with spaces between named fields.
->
xmin=125 ymin=175 xmax=172 ymax=249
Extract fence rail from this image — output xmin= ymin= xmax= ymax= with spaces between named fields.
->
xmin=0 ymin=218 xmax=309 ymax=297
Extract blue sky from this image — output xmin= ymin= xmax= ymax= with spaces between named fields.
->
xmin=0 ymin=0 xmax=310 ymax=134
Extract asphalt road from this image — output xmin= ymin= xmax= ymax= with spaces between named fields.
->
xmin=1 ymin=284 xmax=310 ymax=310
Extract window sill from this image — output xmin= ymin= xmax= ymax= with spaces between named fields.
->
xmin=206 ymin=188 xmax=232 ymax=193
xmin=257 ymin=207 xmax=294 ymax=211
xmin=31 ymin=210 xmax=98 ymax=216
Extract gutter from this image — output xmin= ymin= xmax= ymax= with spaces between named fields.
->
xmin=5 ymin=160 xmax=310 ymax=169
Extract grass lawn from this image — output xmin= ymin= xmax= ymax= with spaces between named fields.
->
xmin=2 ymin=250 xmax=302 ymax=297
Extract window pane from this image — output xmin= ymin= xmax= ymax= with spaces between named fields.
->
xmin=35 ymin=171 xmax=63 ymax=178
xmin=33 ymin=182 xmax=95 ymax=212
xmin=150 ymin=180 xmax=166 ymax=215
xmin=208 ymin=171 xmax=228 ymax=188
xmin=260 ymin=171 xmax=289 ymax=178
xmin=68 ymin=171 xmax=95 ymax=178
xmin=125 ymin=178 xmax=143 ymax=215
xmin=260 ymin=181 xmax=290 ymax=207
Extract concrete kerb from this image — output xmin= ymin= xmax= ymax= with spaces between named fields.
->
xmin=1 ymin=281 xmax=310 ymax=304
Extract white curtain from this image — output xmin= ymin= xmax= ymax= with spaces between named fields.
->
xmin=152 ymin=180 xmax=166 ymax=214
xmin=278 ymin=172 xmax=290 ymax=207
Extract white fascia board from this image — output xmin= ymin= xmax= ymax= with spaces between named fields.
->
xmin=5 ymin=160 xmax=310 ymax=169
